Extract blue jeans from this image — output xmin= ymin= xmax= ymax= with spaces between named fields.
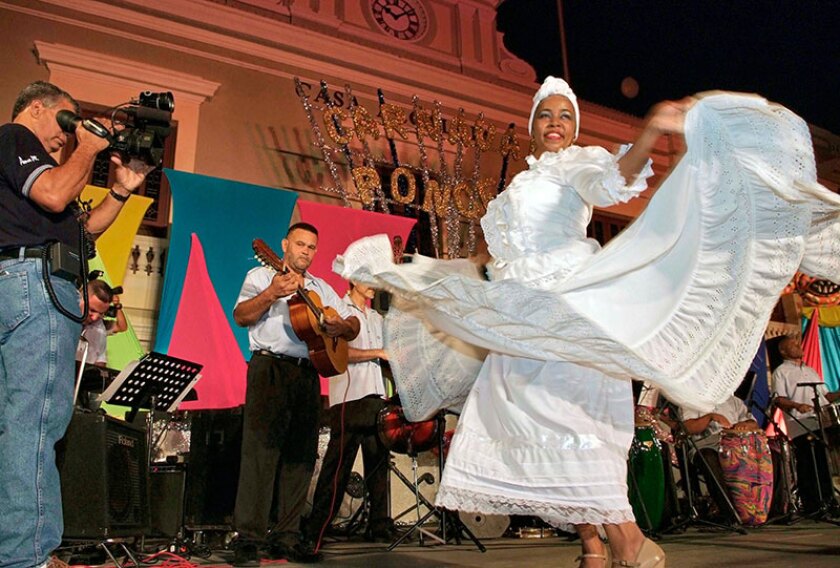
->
xmin=0 ymin=257 xmax=81 ymax=568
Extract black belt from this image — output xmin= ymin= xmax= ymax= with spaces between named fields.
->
xmin=253 ymin=349 xmax=312 ymax=368
xmin=0 ymin=246 xmax=44 ymax=261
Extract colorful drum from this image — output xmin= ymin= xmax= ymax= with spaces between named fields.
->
xmin=717 ymin=430 xmax=773 ymax=525
xmin=628 ymin=426 xmax=666 ymax=531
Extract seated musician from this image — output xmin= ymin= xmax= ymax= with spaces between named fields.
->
xmin=680 ymin=394 xmax=759 ymax=521
xmin=772 ymin=336 xmax=839 ymax=429
xmin=303 ymin=280 xmax=396 ymax=549
xmin=772 ymin=335 xmax=839 ymax=511
xmin=75 ymin=276 xmax=127 ymax=368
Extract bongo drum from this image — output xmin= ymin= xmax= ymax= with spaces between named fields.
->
xmin=717 ymin=429 xmax=773 ymax=525
xmin=376 ymin=403 xmax=439 ymax=455
xmin=628 ymin=426 xmax=666 ymax=531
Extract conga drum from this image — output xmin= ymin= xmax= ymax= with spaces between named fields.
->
xmin=717 ymin=429 xmax=773 ymax=525
xmin=627 ymin=426 xmax=666 ymax=532
xmin=819 ymin=401 xmax=840 ymax=475
xmin=767 ymin=435 xmax=796 ymax=518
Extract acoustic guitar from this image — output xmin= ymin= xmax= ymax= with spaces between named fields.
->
xmin=252 ymin=238 xmax=349 ymax=377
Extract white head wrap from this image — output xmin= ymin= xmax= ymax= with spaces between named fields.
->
xmin=528 ymin=75 xmax=580 ymax=140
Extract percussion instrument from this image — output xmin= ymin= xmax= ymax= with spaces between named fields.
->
xmin=627 ymin=426 xmax=666 ymax=531
xmin=377 ymin=404 xmax=439 ymax=455
xmin=717 ymin=429 xmax=773 ymax=525
xmin=151 ymin=411 xmax=191 ymax=463
xmin=635 ymin=405 xmax=679 ymax=466
xmin=458 ymin=512 xmax=510 ymax=539
xmin=819 ymin=401 xmax=840 ymax=430
xmin=767 ymin=436 xmax=796 ymax=518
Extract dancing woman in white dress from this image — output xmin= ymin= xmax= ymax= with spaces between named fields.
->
xmin=335 ymin=77 xmax=840 ymax=567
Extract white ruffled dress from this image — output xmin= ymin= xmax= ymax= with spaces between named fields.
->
xmin=334 ymin=93 xmax=840 ymax=528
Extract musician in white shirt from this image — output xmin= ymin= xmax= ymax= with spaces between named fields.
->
xmin=304 ymin=280 xmax=395 ymax=547
xmin=772 ymin=336 xmax=839 ymax=424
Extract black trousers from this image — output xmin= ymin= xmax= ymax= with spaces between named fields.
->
xmin=305 ymin=396 xmax=391 ymax=542
xmin=233 ymin=354 xmax=321 ymax=546
xmin=792 ymin=433 xmax=834 ymax=513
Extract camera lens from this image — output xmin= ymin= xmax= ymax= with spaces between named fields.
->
xmin=139 ymin=91 xmax=175 ymax=112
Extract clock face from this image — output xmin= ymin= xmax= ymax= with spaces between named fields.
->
xmin=370 ymin=0 xmax=428 ymax=41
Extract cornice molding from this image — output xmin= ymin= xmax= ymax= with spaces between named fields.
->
xmin=5 ymin=0 xmax=535 ymax=126
xmin=34 ymin=40 xmax=220 ymax=103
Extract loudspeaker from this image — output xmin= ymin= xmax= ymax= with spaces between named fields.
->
xmin=149 ymin=464 xmax=186 ymax=537
xmin=57 ymin=411 xmax=150 ymax=538
xmin=184 ymin=406 xmax=244 ymax=528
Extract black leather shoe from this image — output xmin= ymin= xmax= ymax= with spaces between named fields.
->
xmin=364 ymin=527 xmax=399 ymax=543
xmin=289 ymin=540 xmax=322 ymax=564
xmin=232 ymin=543 xmax=260 ymax=567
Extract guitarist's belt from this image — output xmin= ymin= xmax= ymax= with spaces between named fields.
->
xmin=253 ymin=349 xmax=313 ymax=368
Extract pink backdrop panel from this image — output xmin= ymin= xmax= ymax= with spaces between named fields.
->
xmin=298 ymin=201 xmax=417 ymax=393
xmin=299 ymin=201 xmax=417 ymax=297
xmin=802 ymin=308 xmax=823 ymax=379
xmin=170 ymin=234 xmax=248 ymax=409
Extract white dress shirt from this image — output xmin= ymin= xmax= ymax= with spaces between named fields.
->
xmin=328 ymin=295 xmax=387 ymax=407
xmin=236 ymin=266 xmax=352 ymax=358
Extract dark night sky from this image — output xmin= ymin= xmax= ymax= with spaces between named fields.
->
xmin=497 ymin=1 xmax=840 ymax=135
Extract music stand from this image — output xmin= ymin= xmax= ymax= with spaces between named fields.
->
xmin=100 ymin=352 xmax=202 ymax=422
xmin=99 ymin=352 xmax=202 ymax=467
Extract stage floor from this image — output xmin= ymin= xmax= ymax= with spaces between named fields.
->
xmin=173 ymin=520 xmax=840 ymax=568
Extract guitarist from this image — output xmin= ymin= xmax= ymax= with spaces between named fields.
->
xmin=231 ymin=222 xmax=359 ymax=566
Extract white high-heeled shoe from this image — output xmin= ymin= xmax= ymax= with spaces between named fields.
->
xmin=612 ymin=538 xmax=665 ymax=568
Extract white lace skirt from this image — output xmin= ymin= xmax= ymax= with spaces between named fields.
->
xmin=436 ymin=354 xmax=636 ymax=530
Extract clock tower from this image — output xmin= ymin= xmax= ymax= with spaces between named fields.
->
xmin=251 ymin=0 xmax=536 ymax=88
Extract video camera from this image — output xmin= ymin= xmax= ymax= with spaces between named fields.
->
xmin=87 ymin=270 xmax=124 ymax=318
xmin=57 ymin=91 xmax=175 ymax=167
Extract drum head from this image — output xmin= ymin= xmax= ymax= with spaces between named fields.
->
xmin=458 ymin=512 xmax=510 ymax=539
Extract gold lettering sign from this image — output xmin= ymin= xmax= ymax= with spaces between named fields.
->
xmin=323 ymin=107 xmax=352 ymax=145
xmin=351 ymin=166 xmax=379 ymax=206
xmin=473 ymin=117 xmax=496 ymax=152
xmin=498 ymin=124 xmax=521 ymax=160
xmin=390 ymin=167 xmax=417 ymax=204
xmin=352 ymin=105 xmax=380 ymax=142
xmin=415 ymin=106 xmax=443 ymax=143
xmin=447 ymin=110 xmax=472 ymax=146
xmin=381 ymin=104 xmax=410 ymax=140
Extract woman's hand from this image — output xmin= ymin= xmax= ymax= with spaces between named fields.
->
xmin=644 ymin=97 xmax=696 ymax=136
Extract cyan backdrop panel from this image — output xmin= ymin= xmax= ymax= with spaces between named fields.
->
xmin=157 ymin=169 xmax=298 ymax=357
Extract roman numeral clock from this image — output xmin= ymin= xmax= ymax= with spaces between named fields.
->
xmin=369 ymin=0 xmax=429 ymax=42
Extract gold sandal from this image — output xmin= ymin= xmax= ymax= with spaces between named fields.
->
xmin=612 ymin=538 xmax=665 ymax=568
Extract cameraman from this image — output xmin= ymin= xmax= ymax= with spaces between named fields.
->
xmin=76 ymin=277 xmax=128 ymax=368
xmin=0 ymin=81 xmax=153 ymax=568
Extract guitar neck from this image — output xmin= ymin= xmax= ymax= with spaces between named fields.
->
xmin=296 ymin=285 xmax=324 ymax=321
